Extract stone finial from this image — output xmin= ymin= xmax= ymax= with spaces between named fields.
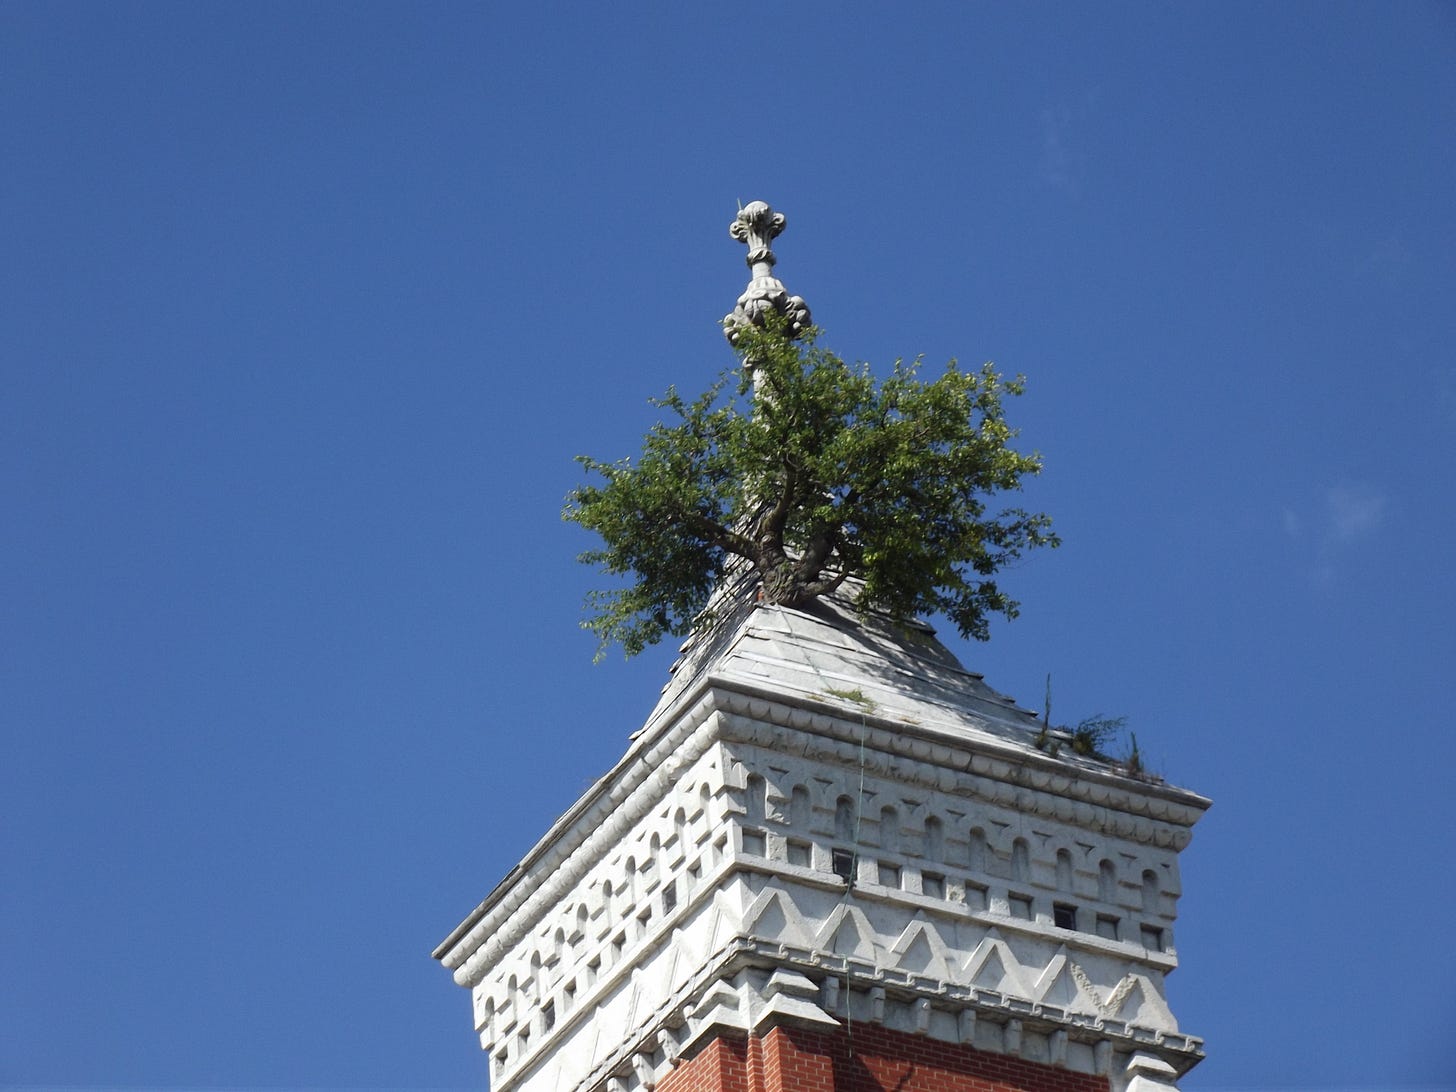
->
xmin=723 ymin=201 xmax=812 ymax=345
xmin=729 ymin=201 xmax=786 ymax=268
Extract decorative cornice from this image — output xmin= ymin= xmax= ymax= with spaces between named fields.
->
xmin=705 ymin=681 xmax=1209 ymax=833
xmin=739 ymin=940 xmax=1205 ymax=1065
xmin=513 ymin=940 xmax=1203 ymax=1092
xmin=440 ymin=695 xmax=727 ymax=984
xmin=438 ymin=670 xmax=1206 ymax=988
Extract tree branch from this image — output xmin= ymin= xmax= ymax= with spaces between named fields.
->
xmin=796 ymin=527 xmax=839 ymax=582
xmin=799 ymin=567 xmax=850 ymax=598
xmin=760 ymin=456 xmax=798 ymax=548
xmin=680 ymin=510 xmax=753 ymax=559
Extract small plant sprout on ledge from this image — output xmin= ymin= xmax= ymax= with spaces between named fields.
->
xmin=1035 ymin=675 xmax=1156 ymax=779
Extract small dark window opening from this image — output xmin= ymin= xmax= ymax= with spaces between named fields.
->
xmin=1141 ymin=924 xmax=1165 ymax=951
xmin=541 ymin=1001 xmax=555 ymax=1031
xmin=832 ymin=849 xmax=856 ymax=884
xmin=1054 ymin=902 xmax=1078 ymax=930
xmin=662 ymin=880 xmax=677 ymax=913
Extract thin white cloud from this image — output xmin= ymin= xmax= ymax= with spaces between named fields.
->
xmin=1325 ymin=483 xmax=1386 ymax=542
xmin=1038 ymin=105 xmax=1081 ymax=197
xmin=1284 ymin=482 xmax=1388 ymax=586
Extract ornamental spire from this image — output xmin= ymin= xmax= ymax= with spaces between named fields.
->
xmin=723 ymin=200 xmax=812 ymax=345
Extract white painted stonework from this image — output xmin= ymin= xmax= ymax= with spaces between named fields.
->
xmin=434 ymin=588 xmax=1209 ymax=1092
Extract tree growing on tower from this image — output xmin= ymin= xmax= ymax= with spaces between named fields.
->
xmin=564 ymin=201 xmax=1058 ymax=659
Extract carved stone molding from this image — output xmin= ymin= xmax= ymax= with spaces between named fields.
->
xmin=440 ymin=695 xmax=725 ymax=985
xmin=442 ymin=668 xmax=1204 ymax=990
xmin=706 ymin=685 xmax=1205 ymax=840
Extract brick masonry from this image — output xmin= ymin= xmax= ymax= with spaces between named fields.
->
xmin=658 ymin=1023 xmax=1109 ymax=1092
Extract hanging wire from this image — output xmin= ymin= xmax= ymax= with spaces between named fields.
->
xmin=762 ymin=602 xmax=873 ymax=1065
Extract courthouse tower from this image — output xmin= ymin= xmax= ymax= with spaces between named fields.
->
xmin=433 ymin=203 xmax=1209 ymax=1092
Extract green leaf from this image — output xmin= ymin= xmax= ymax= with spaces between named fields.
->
xmin=563 ymin=313 xmax=1058 ymax=658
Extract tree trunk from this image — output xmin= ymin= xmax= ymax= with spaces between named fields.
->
xmin=759 ymin=554 xmax=807 ymax=607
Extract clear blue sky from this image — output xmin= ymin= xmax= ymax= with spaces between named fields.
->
xmin=4 ymin=3 xmax=1454 ymax=1090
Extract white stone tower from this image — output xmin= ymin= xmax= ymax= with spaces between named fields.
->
xmin=433 ymin=205 xmax=1209 ymax=1092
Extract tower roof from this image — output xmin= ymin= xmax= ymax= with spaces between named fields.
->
xmin=634 ymin=580 xmax=1207 ymax=817
xmin=645 ymin=580 xmax=1044 ymax=747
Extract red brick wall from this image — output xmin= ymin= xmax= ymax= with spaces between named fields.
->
xmin=656 ymin=1022 xmax=1109 ymax=1092
xmin=658 ymin=1035 xmax=747 ymax=1092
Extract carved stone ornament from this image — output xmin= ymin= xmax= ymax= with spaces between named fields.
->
xmin=723 ymin=200 xmax=812 ymax=346
xmin=729 ymin=200 xmax=786 ymax=268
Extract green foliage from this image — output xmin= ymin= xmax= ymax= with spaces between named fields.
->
xmin=1032 ymin=692 xmax=1151 ymax=779
xmin=1070 ymin=714 xmax=1126 ymax=759
xmin=824 ymin=686 xmax=875 ymax=711
xmin=564 ymin=315 xmax=1058 ymax=658
xmin=1124 ymin=732 xmax=1145 ymax=778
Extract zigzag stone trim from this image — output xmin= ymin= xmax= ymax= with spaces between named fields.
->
xmin=733 ymin=937 xmax=1206 ymax=1065
xmin=542 ymin=937 xmax=1202 ymax=1092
